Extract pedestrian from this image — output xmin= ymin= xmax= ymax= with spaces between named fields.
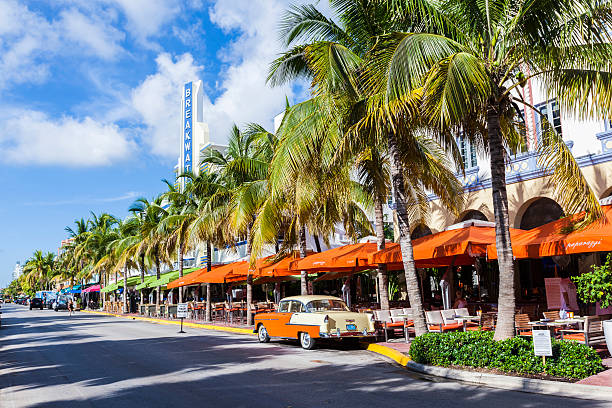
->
xmin=341 ymin=278 xmax=351 ymax=308
xmin=68 ymin=298 xmax=74 ymax=316
xmin=226 ymin=285 xmax=233 ymax=306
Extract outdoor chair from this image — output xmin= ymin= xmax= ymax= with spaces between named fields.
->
xmin=466 ymin=312 xmax=496 ymax=331
xmin=560 ymin=315 xmax=606 ymax=347
xmin=515 ymin=313 xmax=532 ymax=336
xmin=374 ymin=310 xmax=409 ymax=341
xmin=543 ymin=310 xmax=560 ymax=320
xmin=453 ymin=308 xmax=479 ymax=328
xmin=426 ymin=310 xmax=464 ymax=333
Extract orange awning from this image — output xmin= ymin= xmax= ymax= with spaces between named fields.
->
xmin=289 ymin=243 xmax=383 ymax=272
xmin=166 ymin=265 xmax=224 ymax=289
xmin=256 ymin=254 xmax=303 ymax=277
xmin=199 ymin=261 xmax=253 ymax=283
xmin=369 ymin=226 xmax=523 ymax=267
xmin=488 ymin=205 xmax=612 ymax=259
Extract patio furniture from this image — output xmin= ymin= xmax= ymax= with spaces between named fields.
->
xmin=466 ymin=312 xmax=496 ymax=331
xmin=543 ymin=311 xmax=560 ymax=320
xmin=560 ymin=315 xmax=606 ymax=347
xmin=515 ymin=313 xmax=532 ymax=336
xmin=426 ymin=310 xmax=464 ymax=333
xmin=374 ymin=309 xmax=410 ymax=342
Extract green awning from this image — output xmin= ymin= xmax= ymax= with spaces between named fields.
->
xmin=134 ymin=274 xmax=159 ymax=290
xmin=147 ymin=268 xmax=199 ymax=289
xmin=100 ymin=276 xmax=141 ymax=293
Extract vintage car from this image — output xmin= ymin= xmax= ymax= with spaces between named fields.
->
xmin=253 ymin=295 xmax=376 ymax=349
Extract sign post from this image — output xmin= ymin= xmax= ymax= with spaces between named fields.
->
xmin=177 ymin=303 xmax=188 ymax=334
xmin=532 ymin=329 xmax=553 ymax=371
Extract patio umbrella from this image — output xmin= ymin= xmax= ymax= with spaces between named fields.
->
xmin=166 ymin=265 xmax=223 ymax=288
xmin=369 ymin=226 xmax=523 ymax=267
xmin=488 ymin=205 xmax=612 ymax=259
xmin=289 ymin=243 xmax=382 ymax=272
xmin=199 ymin=261 xmax=253 ymax=283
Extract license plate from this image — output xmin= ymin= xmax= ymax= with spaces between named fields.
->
xmin=346 ymin=324 xmax=357 ymax=331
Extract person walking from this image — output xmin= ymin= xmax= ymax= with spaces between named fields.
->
xmin=273 ymin=282 xmax=281 ymax=304
xmin=68 ymin=298 xmax=74 ymax=316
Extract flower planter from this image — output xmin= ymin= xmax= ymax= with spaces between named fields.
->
xmin=604 ymin=320 xmax=612 ymax=355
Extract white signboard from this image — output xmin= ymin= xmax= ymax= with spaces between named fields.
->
xmin=177 ymin=303 xmax=188 ymax=319
xmin=533 ymin=330 xmax=553 ymax=356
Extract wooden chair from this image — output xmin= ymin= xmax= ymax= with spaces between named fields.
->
xmin=515 ymin=313 xmax=532 ymax=336
xmin=543 ymin=310 xmax=560 ymax=320
xmin=560 ymin=316 xmax=606 ymax=347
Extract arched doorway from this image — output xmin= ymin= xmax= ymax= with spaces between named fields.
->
xmin=460 ymin=210 xmax=488 ymax=222
xmin=411 ymin=224 xmax=432 ymax=239
xmin=519 ymin=197 xmax=564 ymax=230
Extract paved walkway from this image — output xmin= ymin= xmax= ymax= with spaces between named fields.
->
xmin=5 ymin=304 xmax=597 ymax=407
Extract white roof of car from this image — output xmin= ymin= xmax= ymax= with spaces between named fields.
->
xmin=280 ymin=295 xmax=343 ymax=303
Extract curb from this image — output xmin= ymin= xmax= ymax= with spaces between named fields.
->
xmin=367 ymin=344 xmax=612 ymax=401
xmin=80 ymin=310 xmax=255 ymax=335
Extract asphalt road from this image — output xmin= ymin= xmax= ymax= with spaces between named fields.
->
xmin=0 ymin=303 xmax=609 ymax=408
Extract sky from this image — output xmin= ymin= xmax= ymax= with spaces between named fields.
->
xmin=0 ymin=0 xmax=319 ymax=287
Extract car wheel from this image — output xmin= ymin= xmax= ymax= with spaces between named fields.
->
xmin=300 ymin=332 xmax=316 ymax=350
xmin=257 ymin=325 xmax=270 ymax=343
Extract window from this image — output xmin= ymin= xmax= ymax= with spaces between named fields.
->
xmin=289 ymin=300 xmax=305 ymax=313
xmin=278 ymin=301 xmax=290 ymax=313
xmin=535 ymin=99 xmax=562 ymax=137
xmin=305 ymin=299 xmax=349 ymax=312
xmin=458 ymin=134 xmax=478 ymax=169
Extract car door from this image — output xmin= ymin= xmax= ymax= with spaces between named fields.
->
xmin=286 ymin=300 xmax=306 ymax=338
xmin=264 ymin=300 xmax=292 ymax=338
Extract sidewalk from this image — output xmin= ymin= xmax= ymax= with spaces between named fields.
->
xmin=81 ymin=309 xmax=255 ymax=335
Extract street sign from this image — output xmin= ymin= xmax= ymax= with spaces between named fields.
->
xmin=177 ymin=303 xmax=188 ymax=319
xmin=533 ymin=330 xmax=552 ymax=356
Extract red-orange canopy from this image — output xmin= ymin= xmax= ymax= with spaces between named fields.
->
xmin=488 ymin=205 xmax=612 ymax=259
xmin=255 ymin=255 xmax=299 ymax=277
xmin=369 ymin=226 xmax=523 ymax=267
xmin=199 ymin=261 xmax=253 ymax=283
xmin=167 ymin=265 xmax=223 ymax=289
xmin=289 ymin=243 xmax=382 ymax=272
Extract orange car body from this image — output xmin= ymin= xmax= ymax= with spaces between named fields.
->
xmin=254 ymin=295 xmax=375 ymax=340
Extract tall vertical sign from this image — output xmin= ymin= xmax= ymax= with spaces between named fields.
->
xmin=183 ymin=82 xmax=193 ymax=174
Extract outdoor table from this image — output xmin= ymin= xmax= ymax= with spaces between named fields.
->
xmin=528 ymin=318 xmax=584 ymax=335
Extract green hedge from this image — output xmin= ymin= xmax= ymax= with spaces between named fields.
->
xmin=409 ymin=331 xmax=604 ymax=380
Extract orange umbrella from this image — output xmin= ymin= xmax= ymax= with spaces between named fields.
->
xmin=199 ymin=261 xmax=253 ymax=283
xmin=167 ymin=265 xmax=223 ymax=289
xmin=369 ymin=227 xmax=523 ymax=267
xmin=488 ymin=205 xmax=612 ymax=259
xmin=256 ymin=254 xmax=302 ymax=277
xmin=289 ymin=243 xmax=382 ymax=272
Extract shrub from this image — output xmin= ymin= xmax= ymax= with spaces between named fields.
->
xmin=409 ymin=331 xmax=604 ymax=380
xmin=572 ymin=253 xmax=612 ymax=308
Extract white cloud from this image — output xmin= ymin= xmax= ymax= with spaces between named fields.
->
xmin=0 ymin=109 xmax=135 ymax=166
xmin=59 ymin=8 xmax=125 ymax=59
xmin=24 ymin=191 xmax=142 ymax=206
xmin=202 ymin=0 xmax=299 ymax=142
xmin=131 ymin=53 xmax=203 ymax=157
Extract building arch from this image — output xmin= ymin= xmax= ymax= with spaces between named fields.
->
xmin=411 ymin=224 xmax=432 ymax=239
xmin=458 ymin=209 xmax=489 ymax=222
xmin=515 ymin=197 xmax=564 ymax=230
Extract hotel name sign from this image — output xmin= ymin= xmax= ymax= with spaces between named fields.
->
xmin=183 ymin=81 xmax=193 ymax=173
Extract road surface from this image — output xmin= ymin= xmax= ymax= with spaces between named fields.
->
xmin=0 ymin=303 xmax=606 ymax=407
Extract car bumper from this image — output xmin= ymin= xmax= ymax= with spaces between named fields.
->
xmin=319 ymin=331 xmax=376 ymax=338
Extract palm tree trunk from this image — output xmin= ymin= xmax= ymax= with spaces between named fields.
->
xmin=299 ymin=225 xmax=308 ymax=295
xmin=139 ymin=256 xmax=145 ymax=308
xmin=205 ymin=242 xmax=212 ymax=322
xmin=246 ymin=225 xmax=254 ymax=326
xmin=155 ymin=255 xmax=161 ymax=316
xmin=101 ymin=270 xmax=106 ymax=310
xmin=178 ymin=245 xmax=184 ymax=304
xmin=388 ymin=132 xmax=427 ymax=336
xmin=123 ymin=268 xmax=128 ymax=314
xmin=487 ymin=106 xmax=516 ymax=341
xmin=313 ymin=234 xmax=322 ymax=252
xmin=374 ymin=197 xmax=390 ymax=311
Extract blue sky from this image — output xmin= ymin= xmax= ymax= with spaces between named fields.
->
xmin=0 ymin=0 xmax=314 ymax=287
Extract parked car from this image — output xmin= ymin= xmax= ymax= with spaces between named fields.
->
xmin=254 ymin=295 xmax=376 ymax=350
xmin=44 ymin=295 xmax=57 ymax=309
xmin=29 ymin=298 xmax=44 ymax=310
xmin=53 ymin=296 xmax=69 ymax=311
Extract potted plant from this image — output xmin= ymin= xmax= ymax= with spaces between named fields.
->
xmin=572 ymin=254 xmax=612 ymax=353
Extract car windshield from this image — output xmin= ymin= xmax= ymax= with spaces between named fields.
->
xmin=305 ymin=299 xmax=349 ymax=312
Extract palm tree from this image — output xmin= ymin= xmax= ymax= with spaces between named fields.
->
xmin=23 ymin=251 xmax=55 ymax=291
xmin=370 ymin=0 xmax=609 ymax=339
xmin=268 ymin=1 xmax=462 ymax=334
